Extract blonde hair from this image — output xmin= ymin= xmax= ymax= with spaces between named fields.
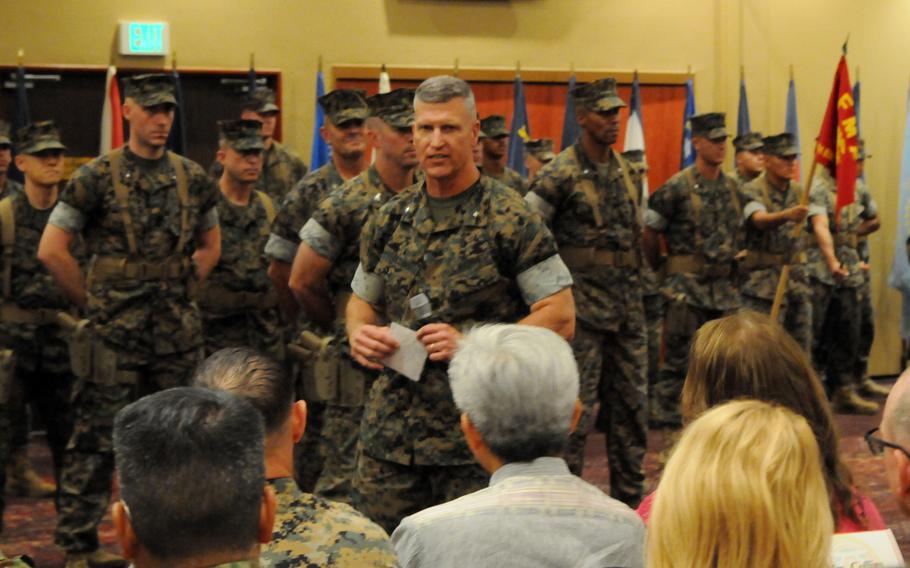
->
xmin=647 ymin=400 xmax=832 ymax=568
xmin=680 ymin=309 xmax=860 ymax=527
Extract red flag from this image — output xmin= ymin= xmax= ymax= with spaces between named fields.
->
xmin=813 ymin=54 xmax=858 ymax=224
xmin=100 ymin=66 xmax=124 ymax=154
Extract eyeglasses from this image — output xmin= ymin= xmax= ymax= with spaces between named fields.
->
xmin=864 ymin=427 xmax=910 ymax=460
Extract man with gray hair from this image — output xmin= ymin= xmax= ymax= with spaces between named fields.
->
xmin=392 ymin=324 xmax=644 ymax=568
xmin=871 ymin=369 xmax=910 ymax=514
xmin=346 ymin=75 xmax=575 ymax=532
xmin=110 ymin=386 xmax=276 ymax=568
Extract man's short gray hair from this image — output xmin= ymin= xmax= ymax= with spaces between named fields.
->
xmin=414 ymin=75 xmax=476 ymax=117
xmin=449 ymin=324 xmax=579 ymax=463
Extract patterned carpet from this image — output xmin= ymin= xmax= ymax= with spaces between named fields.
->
xmin=2 ymin=379 xmax=907 ymax=567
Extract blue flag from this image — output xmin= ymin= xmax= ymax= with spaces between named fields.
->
xmin=560 ymin=74 xmax=580 ymax=151
xmin=9 ymin=65 xmax=30 ymax=183
xmin=166 ymin=68 xmax=187 ymax=155
xmin=889 ymin=82 xmax=910 ymax=338
xmin=310 ymin=70 xmax=329 ymax=170
xmin=508 ymin=74 xmax=530 ymax=177
xmin=853 ymin=79 xmax=862 ymax=139
xmin=681 ymin=77 xmax=696 ymax=168
xmin=784 ymin=77 xmax=802 ymax=181
xmin=737 ymin=78 xmax=751 ymax=136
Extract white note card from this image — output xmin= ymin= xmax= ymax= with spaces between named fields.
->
xmin=382 ymin=322 xmax=428 ymax=382
xmin=831 ymin=529 xmax=905 ymax=568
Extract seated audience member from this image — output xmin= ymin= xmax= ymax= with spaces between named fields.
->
xmin=638 ymin=310 xmax=885 ymax=532
xmin=192 ymin=347 xmax=397 ymax=567
xmin=111 ymin=387 xmax=276 ymax=568
xmin=392 ymin=324 xmax=644 ymax=568
xmin=647 ymin=399 xmax=832 ymax=568
xmin=872 ymin=366 xmax=910 ymax=514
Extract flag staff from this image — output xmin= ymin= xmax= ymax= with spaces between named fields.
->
xmin=453 ymin=58 xmax=459 ymax=77
xmin=16 ymin=49 xmax=23 ymax=66
xmin=172 ymin=51 xmax=177 ymax=71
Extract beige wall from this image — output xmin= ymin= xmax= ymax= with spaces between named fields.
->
xmin=2 ymin=0 xmax=907 ymax=374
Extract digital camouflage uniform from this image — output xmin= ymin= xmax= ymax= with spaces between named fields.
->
xmin=856 ymin=178 xmax=876 ymax=381
xmin=210 ymin=140 xmax=307 ymax=204
xmin=729 ymin=132 xmax=764 ymax=187
xmin=265 ymin=89 xmax=369 ymax=494
xmin=351 ymin=175 xmax=573 ymax=532
xmin=300 ymin=165 xmax=398 ymax=505
xmin=482 ymin=166 xmax=528 ymax=196
xmin=262 ymin=477 xmax=397 ymax=567
xmin=807 ymin=169 xmax=877 ymax=393
xmin=1 ymin=180 xmax=22 ymax=199
xmin=645 ymin=130 xmax=747 ymax=428
xmin=48 ymin=73 xmax=220 ymax=555
xmin=526 ymin=131 xmax=647 ymax=505
xmin=740 ymin=170 xmax=812 ymax=351
xmin=479 ymin=116 xmax=527 ymax=196
xmin=199 ymin=120 xmax=282 ymax=358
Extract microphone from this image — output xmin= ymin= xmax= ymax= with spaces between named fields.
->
xmin=409 ymin=293 xmax=434 ymax=327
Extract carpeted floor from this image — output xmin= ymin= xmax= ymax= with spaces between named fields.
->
xmin=2 ymin=380 xmax=907 ymax=567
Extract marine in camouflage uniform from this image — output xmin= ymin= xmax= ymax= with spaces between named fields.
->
xmin=525 ymin=78 xmax=646 ymax=505
xmin=209 ymin=87 xmax=308 ymax=203
xmin=199 ymin=119 xmax=282 ymax=358
xmin=739 ymin=133 xmax=812 ymax=351
xmin=264 ymin=89 xmax=370 ymax=493
xmin=643 ymin=112 xmax=747 ymax=428
xmin=0 ymin=122 xmax=22 ymax=199
xmin=0 ymin=122 xmax=75 ymax=532
xmin=524 ymin=138 xmax=556 ymax=181
xmin=479 ymin=115 xmax=528 ymax=195
xmin=808 ymin=142 xmax=884 ymax=413
xmin=622 ymin=148 xmax=665 ymax=432
xmin=729 ymin=131 xmax=764 ymax=185
xmin=41 ymin=75 xmax=221 ymax=561
xmin=262 ymin=477 xmax=397 ymax=567
xmin=347 ymin=76 xmax=574 ymax=533
xmin=293 ymin=89 xmax=419 ymax=505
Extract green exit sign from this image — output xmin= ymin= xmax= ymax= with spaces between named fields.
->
xmin=118 ymin=21 xmax=169 ymax=56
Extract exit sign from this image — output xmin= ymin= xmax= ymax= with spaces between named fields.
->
xmin=118 ymin=21 xmax=169 ymax=56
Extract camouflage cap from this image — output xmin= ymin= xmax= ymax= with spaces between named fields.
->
xmin=123 ymin=73 xmax=177 ymax=107
xmin=479 ymin=115 xmax=508 ymax=139
xmin=733 ymin=132 xmax=764 ymax=152
xmin=690 ymin=112 xmax=727 ymax=139
xmin=217 ymin=118 xmax=265 ymax=151
xmin=761 ymin=132 xmax=798 ymax=157
xmin=571 ymin=78 xmax=627 ymax=112
xmin=367 ymin=88 xmax=416 ymax=128
xmin=318 ymin=89 xmax=369 ymax=126
xmin=0 ymin=121 xmax=10 ymax=147
xmin=621 ymin=149 xmax=649 ymax=171
xmin=15 ymin=120 xmax=66 ymax=155
xmin=242 ymin=86 xmax=280 ymax=114
xmin=858 ymin=138 xmax=871 ymax=161
xmin=524 ymin=138 xmax=556 ymax=163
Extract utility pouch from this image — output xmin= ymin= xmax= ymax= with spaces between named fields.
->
xmin=69 ymin=319 xmax=94 ymax=380
xmin=0 ymin=349 xmax=16 ymax=405
xmin=91 ymin=339 xmax=119 ymax=386
xmin=288 ymin=331 xmax=339 ymax=402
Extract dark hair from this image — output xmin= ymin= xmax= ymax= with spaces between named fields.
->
xmin=113 ymin=387 xmax=265 ymax=560
xmin=681 ymin=310 xmax=862 ymax=528
xmin=192 ymin=347 xmax=293 ymax=435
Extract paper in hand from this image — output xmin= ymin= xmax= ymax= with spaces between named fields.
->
xmin=382 ymin=322 xmax=428 ymax=382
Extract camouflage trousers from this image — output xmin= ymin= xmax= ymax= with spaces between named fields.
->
xmin=314 ymin=404 xmax=363 ymax=505
xmin=351 ymin=449 xmax=488 ymax=534
xmin=652 ymin=300 xmax=730 ymax=428
xmin=742 ymin=293 xmax=813 ymax=354
xmin=811 ymin=281 xmax=862 ymax=391
xmin=54 ymin=345 xmax=200 ymax=553
xmin=567 ymin=323 xmax=647 ymax=507
xmin=856 ymin=274 xmax=874 ymax=378
xmin=643 ymin=294 xmax=664 ymax=417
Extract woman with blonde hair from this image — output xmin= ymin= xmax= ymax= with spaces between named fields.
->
xmin=647 ymin=399 xmax=832 ymax=568
xmin=637 ymin=309 xmax=884 ymax=531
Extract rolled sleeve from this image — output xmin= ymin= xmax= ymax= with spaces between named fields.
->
xmin=808 ymin=204 xmax=827 ymax=218
xmin=516 ymin=254 xmax=573 ymax=305
xmin=197 ymin=206 xmax=219 ymax=233
xmin=524 ymin=192 xmax=556 ymax=223
xmin=264 ymin=233 xmax=297 ymax=264
xmin=643 ymin=208 xmax=667 ymax=231
xmin=351 ymin=262 xmax=385 ymax=305
xmin=299 ymin=218 xmax=340 ymax=261
xmin=743 ymin=200 xmax=766 ymax=220
xmin=865 ymin=196 xmax=878 ymax=218
xmin=48 ymin=201 xmax=86 ymax=233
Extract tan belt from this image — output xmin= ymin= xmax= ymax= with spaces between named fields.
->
xmin=91 ymin=256 xmax=190 ymax=283
xmin=740 ymin=250 xmax=807 ymax=270
xmin=198 ymin=285 xmax=279 ymax=310
xmin=666 ymin=255 xmax=735 ymax=278
xmin=0 ymin=303 xmax=64 ymax=326
xmin=834 ymin=233 xmax=858 ymax=248
xmin=560 ymin=246 xmax=640 ymax=270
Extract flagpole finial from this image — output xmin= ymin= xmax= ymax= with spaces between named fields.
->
xmin=789 ymin=64 xmax=794 ymax=81
xmin=454 ymin=58 xmax=459 ymax=77
xmin=855 ymin=65 xmax=860 ymax=81
xmin=687 ymin=64 xmax=692 ymax=78
xmin=381 ymin=63 xmax=386 ymax=73
xmin=318 ymin=54 xmax=323 ymax=74
xmin=249 ymin=52 xmax=255 ymax=70
xmin=842 ymin=34 xmax=849 ymax=55
xmin=172 ymin=51 xmax=177 ymax=71
xmin=740 ymin=64 xmax=744 ymax=81
xmin=569 ymin=61 xmax=575 ymax=74
xmin=16 ymin=49 xmax=24 ymax=66
xmin=516 ymin=60 xmax=521 ymax=75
